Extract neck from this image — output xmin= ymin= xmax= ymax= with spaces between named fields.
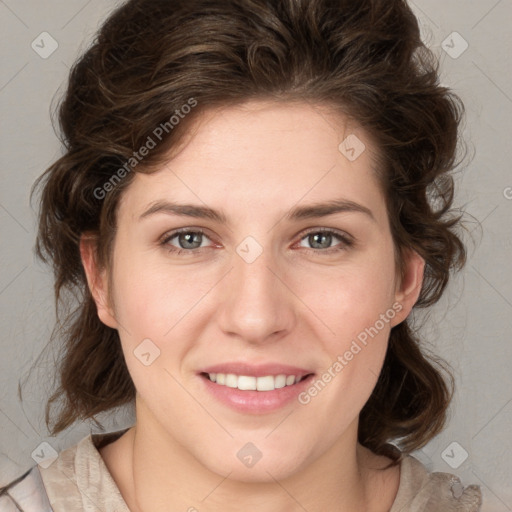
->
xmin=121 ymin=401 xmax=380 ymax=512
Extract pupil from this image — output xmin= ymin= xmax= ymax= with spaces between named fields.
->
xmin=181 ymin=232 xmax=201 ymax=249
xmin=311 ymin=233 xmax=330 ymax=249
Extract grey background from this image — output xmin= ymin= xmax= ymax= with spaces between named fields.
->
xmin=0 ymin=1 xmax=511 ymax=510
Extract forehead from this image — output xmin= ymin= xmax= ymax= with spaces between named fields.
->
xmin=119 ymin=100 xmax=386 ymax=222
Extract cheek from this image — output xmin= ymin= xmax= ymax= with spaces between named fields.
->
xmin=303 ymin=255 xmax=397 ymax=344
xmin=110 ymin=250 xmax=214 ymax=339
xmin=296 ymin=254 xmax=396 ymax=407
xmin=297 ymin=296 xmax=393 ymax=441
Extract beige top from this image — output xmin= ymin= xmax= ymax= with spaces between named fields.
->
xmin=1 ymin=428 xmax=482 ymax=511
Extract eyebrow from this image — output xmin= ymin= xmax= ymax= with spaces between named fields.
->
xmin=139 ymin=198 xmax=375 ymax=224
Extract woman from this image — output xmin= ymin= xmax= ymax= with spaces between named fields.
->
xmin=0 ymin=0 xmax=483 ymax=510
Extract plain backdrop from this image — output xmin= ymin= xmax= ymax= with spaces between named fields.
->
xmin=0 ymin=1 xmax=511 ymax=510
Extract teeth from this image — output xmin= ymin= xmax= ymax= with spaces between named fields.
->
xmin=257 ymin=375 xmax=274 ymax=391
xmin=225 ymin=374 xmax=238 ymax=388
xmin=207 ymin=373 xmax=304 ymax=391
xmin=274 ymin=374 xmax=287 ymax=388
xmin=238 ymin=375 xmax=257 ymax=390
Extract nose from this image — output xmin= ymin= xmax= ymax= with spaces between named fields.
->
xmin=216 ymin=245 xmax=297 ymax=345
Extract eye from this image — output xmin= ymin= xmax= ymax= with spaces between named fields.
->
xmin=160 ymin=227 xmax=353 ymax=256
xmin=160 ymin=228 xmax=214 ymax=255
xmin=297 ymin=228 xmax=353 ymax=253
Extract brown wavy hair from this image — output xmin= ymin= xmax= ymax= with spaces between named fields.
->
xmin=29 ymin=0 xmax=466 ymax=462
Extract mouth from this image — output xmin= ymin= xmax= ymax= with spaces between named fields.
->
xmin=200 ymin=372 xmax=313 ymax=391
xmin=198 ymin=364 xmax=316 ymax=413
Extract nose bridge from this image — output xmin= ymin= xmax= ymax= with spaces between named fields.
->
xmin=217 ymin=241 xmax=295 ymax=342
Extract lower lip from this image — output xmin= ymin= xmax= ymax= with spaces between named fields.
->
xmin=199 ymin=374 xmax=315 ymax=414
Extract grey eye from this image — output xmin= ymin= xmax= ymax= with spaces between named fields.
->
xmin=175 ymin=231 xmax=204 ymax=249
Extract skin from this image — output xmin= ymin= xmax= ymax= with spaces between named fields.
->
xmin=81 ymin=100 xmax=425 ymax=512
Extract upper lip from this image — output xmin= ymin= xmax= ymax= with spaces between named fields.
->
xmin=199 ymin=362 xmax=315 ymax=378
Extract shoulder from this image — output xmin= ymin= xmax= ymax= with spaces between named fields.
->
xmin=35 ymin=428 xmax=131 ymax=511
xmin=390 ymin=455 xmax=483 ymax=512
xmin=1 ymin=428 xmax=131 ymax=512
xmin=0 ymin=466 xmax=53 ymax=511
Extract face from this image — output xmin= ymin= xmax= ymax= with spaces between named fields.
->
xmin=84 ymin=100 xmax=423 ymax=482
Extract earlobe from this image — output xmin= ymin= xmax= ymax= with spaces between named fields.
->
xmin=391 ymin=248 xmax=425 ymax=327
xmin=79 ymin=234 xmax=118 ymax=329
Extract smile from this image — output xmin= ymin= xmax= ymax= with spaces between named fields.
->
xmin=204 ymin=373 xmax=309 ymax=391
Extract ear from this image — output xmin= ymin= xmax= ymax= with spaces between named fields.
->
xmin=80 ymin=234 xmax=118 ymax=329
xmin=390 ymin=248 xmax=425 ymax=328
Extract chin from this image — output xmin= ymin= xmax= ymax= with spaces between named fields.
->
xmin=198 ymin=439 xmax=312 ymax=484
xmin=211 ymin=457 xmax=303 ymax=484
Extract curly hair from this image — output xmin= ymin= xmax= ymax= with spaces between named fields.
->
xmin=31 ymin=0 xmax=466 ymax=462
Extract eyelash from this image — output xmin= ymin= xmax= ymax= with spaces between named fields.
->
xmin=159 ymin=227 xmax=354 ymax=256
